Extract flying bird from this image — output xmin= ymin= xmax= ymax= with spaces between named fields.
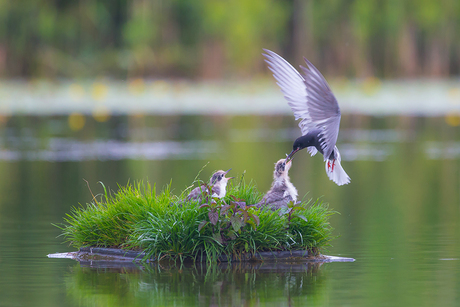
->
xmin=263 ymin=49 xmax=350 ymax=186
xmin=186 ymin=169 xmax=234 ymax=202
xmin=257 ymin=159 xmax=298 ymax=210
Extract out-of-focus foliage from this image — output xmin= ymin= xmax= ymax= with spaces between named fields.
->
xmin=1 ymin=0 xmax=459 ymax=79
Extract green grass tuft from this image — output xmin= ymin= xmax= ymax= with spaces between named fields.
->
xmin=58 ymin=174 xmax=337 ymax=262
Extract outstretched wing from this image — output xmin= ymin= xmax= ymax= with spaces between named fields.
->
xmin=262 ymin=49 xmax=311 ymax=125
xmin=263 ymin=49 xmax=342 ymax=160
xmin=300 ymin=58 xmax=341 ymax=160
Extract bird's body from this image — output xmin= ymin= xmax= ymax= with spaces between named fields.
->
xmin=186 ymin=169 xmax=233 ymax=202
xmin=263 ymin=49 xmax=350 ymax=186
xmin=257 ymin=159 xmax=298 ymax=210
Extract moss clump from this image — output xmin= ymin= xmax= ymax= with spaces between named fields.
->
xmin=58 ymin=177 xmax=337 ymax=262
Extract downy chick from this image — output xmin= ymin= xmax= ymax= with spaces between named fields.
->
xmin=186 ymin=169 xmax=234 ymax=202
xmin=257 ymin=159 xmax=298 ymax=210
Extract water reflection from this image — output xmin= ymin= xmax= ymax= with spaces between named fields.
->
xmin=425 ymin=141 xmax=460 ymax=159
xmin=0 ymin=114 xmax=458 ymax=307
xmin=1 ymin=115 xmax=456 ymax=164
xmin=340 ymin=143 xmax=393 ymax=161
xmin=66 ymin=262 xmax=327 ymax=307
xmin=0 ymin=139 xmax=219 ymax=161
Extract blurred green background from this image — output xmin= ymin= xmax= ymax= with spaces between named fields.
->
xmin=1 ymin=2 xmax=460 ymax=307
xmin=2 ymin=0 xmax=460 ymax=80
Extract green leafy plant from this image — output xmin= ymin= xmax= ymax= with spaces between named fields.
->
xmin=57 ymin=173 xmax=337 ymax=263
xmin=198 ymin=195 xmax=260 ymax=245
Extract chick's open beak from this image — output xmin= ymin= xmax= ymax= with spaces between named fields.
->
xmin=224 ymin=168 xmax=235 ymax=179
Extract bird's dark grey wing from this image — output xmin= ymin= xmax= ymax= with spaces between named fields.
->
xmin=300 ymin=58 xmax=341 ymax=160
xmin=187 ymin=185 xmax=207 ymax=201
xmin=262 ymin=49 xmax=311 ymax=124
xmin=266 ymin=198 xmax=292 ymax=210
xmin=211 ymin=185 xmax=220 ymax=198
xmin=256 ymin=192 xmax=293 ymax=210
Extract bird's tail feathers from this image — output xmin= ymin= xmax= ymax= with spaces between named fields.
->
xmin=325 ymin=158 xmax=350 ymax=186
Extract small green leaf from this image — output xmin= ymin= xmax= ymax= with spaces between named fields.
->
xmin=198 ymin=220 xmax=208 ymax=232
xmin=250 ymin=213 xmax=260 ymax=226
xmin=212 ymin=232 xmax=223 ymax=244
xmin=227 ymin=230 xmax=237 ymax=240
xmin=278 ymin=207 xmax=290 ymax=216
xmin=230 ymin=215 xmax=243 ymax=232
xmin=296 ymin=214 xmax=308 ymax=223
xmin=246 ymin=219 xmax=257 ymax=230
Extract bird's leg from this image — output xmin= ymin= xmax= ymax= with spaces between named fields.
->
xmin=327 ymin=159 xmax=336 ymax=172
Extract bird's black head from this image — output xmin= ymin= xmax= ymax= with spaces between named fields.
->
xmin=286 ymin=140 xmax=303 ymax=162
xmin=294 ymin=134 xmax=316 ymax=151
xmin=292 ymin=139 xmax=303 ymax=151
xmin=286 ymin=134 xmax=315 ymax=162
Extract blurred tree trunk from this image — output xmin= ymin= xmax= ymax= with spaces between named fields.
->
xmin=383 ymin=35 xmax=397 ymax=78
xmin=353 ymin=40 xmax=373 ymax=78
xmin=425 ymin=25 xmax=451 ymax=77
xmin=0 ymin=45 xmax=5 ymax=77
xmin=200 ymin=40 xmax=225 ymax=80
xmin=398 ymin=23 xmax=419 ymax=77
xmin=290 ymin=0 xmax=313 ymax=62
xmin=425 ymin=37 xmax=448 ymax=77
xmin=336 ymin=21 xmax=353 ymax=77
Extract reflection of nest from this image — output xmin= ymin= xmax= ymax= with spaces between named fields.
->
xmin=76 ymin=257 xmax=325 ymax=273
xmin=65 ymin=256 xmax=331 ymax=306
xmin=66 ymin=247 xmax=353 ymax=270
xmin=49 ymin=247 xmax=353 ymax=271
xmin=181 ymin=261 xmax=324 ymax=274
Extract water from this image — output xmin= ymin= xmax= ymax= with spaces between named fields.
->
xmin=0 ymin=113 xmax=459 ymax=306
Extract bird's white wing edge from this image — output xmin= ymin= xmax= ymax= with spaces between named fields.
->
xmin=262 ymin=49 xmax=311 ymax=124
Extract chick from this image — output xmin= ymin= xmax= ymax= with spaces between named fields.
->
xmin=186 ymin=169 xmax=233 ymax=202
xmin=257 ymin=159 xmax=298 ymax=210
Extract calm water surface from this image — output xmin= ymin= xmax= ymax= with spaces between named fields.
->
xmin=0 ymin=114 xmax=459 ymax=306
